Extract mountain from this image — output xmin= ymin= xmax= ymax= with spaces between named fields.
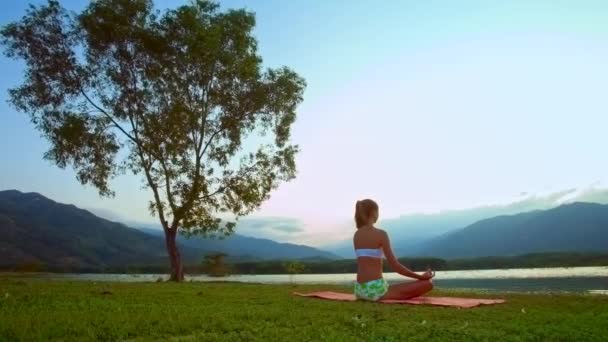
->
xmin=0 ymin=190 xmax=179 ymax=270
xmin=0 ymin=190 xmax=338 ymax=270
xmin=326 ymin=188 xmax=608 ymax=257
xmin=416 ymin=202 xmax=608 ymax=258
xmin=135 ymin=226 xmax=339 ymax=261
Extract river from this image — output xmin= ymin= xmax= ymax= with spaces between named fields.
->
xmin=24 ymin=266 xmax=608 ymax=294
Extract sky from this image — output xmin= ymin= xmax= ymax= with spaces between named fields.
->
xmin=2 ymin=0 xmax=608 ymax=245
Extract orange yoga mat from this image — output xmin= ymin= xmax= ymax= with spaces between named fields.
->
xmin=294 ymin=291 xmax=506 ymax=308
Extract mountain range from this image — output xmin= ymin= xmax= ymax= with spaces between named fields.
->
xmin=2 ymin=189 xmax=608 ymax=270
xmin=0 ymin=190 xmax=337 ymax=270
xmin=416 ymin=202 xmax=608 ymax=258
xmin=136 ymin=226 xmax=338 ymax=262
xmin=0 ymin=190 xmax=169 ymax=270
xmin=327 ymin=188 xmax=608 ymax=258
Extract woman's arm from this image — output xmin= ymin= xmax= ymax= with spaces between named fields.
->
xmin=380 ymin=230 xmax=428 ymax=280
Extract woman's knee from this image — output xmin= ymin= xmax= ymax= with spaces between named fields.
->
xmin=422 ymin=279 xmax=433 ymax=291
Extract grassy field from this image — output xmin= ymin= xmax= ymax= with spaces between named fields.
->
xmin=0 ymin=278 xmax=607 ymax=341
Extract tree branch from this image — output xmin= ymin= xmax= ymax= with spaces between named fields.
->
xmin=157 ymin=156 xmax=178 ymax=216
xmin=197 ymin=106 xmax=259 ymax=161
xmin=79 ymin=89 xmax=138 ymax=143
xmin=122 ymin=57 xmax=175 ymax=231
xmin=199 ymin=159 xmax=262 ymax=201
xmin=199 ymin=125 xmax=225 ymax=159
xmin=136 ymin=151 xmax=168 ymax=230
xmin=196 ymin=62 xmax=216 ymax=153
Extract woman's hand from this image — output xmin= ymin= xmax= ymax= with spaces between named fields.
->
xmin=379 ymin=231 xmax=437 ymax=281
xmin=418 ymin=269 xmax=435 ymax=281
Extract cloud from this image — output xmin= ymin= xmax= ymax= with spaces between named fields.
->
xmin=233 ymin=217 xmax=354 ymax=246
xmin=269 ymin=224 xmax=304 ymax=233
xmin=235 ymin=216 xmax=305 ymax=239
xmin=561 ymin=187 xmax=608 ymax=205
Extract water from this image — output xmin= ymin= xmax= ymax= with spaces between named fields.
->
xmin=25 ymin=266 xmax=608 ymax=294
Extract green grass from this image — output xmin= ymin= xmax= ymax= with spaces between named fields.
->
xmin=0 ymin=278 xmax=607 ymax=341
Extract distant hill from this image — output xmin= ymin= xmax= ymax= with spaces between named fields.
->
xmin=325 ymin=188 xmax=608 ymax=257
xmin=416 ymin=202 xmax=608 ymax=258
xmin=136 ymin=227 xmax=339 ymax=261
xmin=0 ymin=190 xmax=338 ymax=271
xmin=0 ymin=190 xmax=178 ymax=270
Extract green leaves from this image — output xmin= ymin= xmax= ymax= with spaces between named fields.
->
xmin=2 ymin=1 xmax=84 ymax=112
xmin=1 ymin=0 xmax=306 ymax=242
xmin=41 ymin=111 xmax=120 ymax=197
xmin=283 ymin=261 xmax=306 ymax=275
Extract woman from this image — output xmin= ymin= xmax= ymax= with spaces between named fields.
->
xmin=353 ymin=199 xmax=434 ymax=301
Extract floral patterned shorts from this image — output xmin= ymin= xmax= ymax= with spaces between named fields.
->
xmin=354 ymin=278 xmax=389 ymax=301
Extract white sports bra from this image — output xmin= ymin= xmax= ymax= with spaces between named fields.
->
xmin=355 ymin=248 xmax=383 ymax=258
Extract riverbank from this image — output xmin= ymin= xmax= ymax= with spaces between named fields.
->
xmin=5 ymin=266 xmax=607 ymax=294
xmin=1 ymin=279 xmax=607 ymax=341
xmin=5 ymin=251 xmax=607 ymax=275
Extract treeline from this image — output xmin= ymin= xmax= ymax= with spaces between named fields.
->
xmin=2 ymin=252 xmax=607 ymax=275
xmin=233 ymin=257 xmax=446 ymax=274
xmin=446 ymin=252 xmax=608 ymax=270
xmin=230 ymin=252 xmax=608 ymax=275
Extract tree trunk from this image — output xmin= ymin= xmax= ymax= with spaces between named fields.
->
xmin=165 ymin=228 xmax=184 ymax=282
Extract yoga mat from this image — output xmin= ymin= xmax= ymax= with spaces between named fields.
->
xmin=294 ymin=291 xmax=506 ymax=308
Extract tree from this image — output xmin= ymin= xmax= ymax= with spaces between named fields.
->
xmin=202 ymin=252 xmax=230 ymax=277
xmin=283 ymin=261 xmax=305 ymax=284
xmin=1 ymin=0 xmax=305 ymax=281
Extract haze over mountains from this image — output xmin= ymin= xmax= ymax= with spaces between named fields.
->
xmin=136 ymin=226 xmax=338 ymax=262
xmin=417 ymin=202 xmax=608 ymax=258
xmin=0 ymin=190 xmax=337 ymax=270
xmin=326 ymin=188 xmax=608 ymax=258
xmin=1 ymin=188 xmax=608 ymax=271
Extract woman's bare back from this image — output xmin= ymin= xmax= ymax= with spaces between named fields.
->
xmin=353 ymin=227 xmax=385 ymax=283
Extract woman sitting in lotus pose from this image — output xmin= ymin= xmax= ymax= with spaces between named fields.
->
xmin=353 ymin=199 xmax=434 ymax=301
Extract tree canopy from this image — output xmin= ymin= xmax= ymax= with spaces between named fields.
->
xmin=1 ymin=0 xmax=306 ymax=280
